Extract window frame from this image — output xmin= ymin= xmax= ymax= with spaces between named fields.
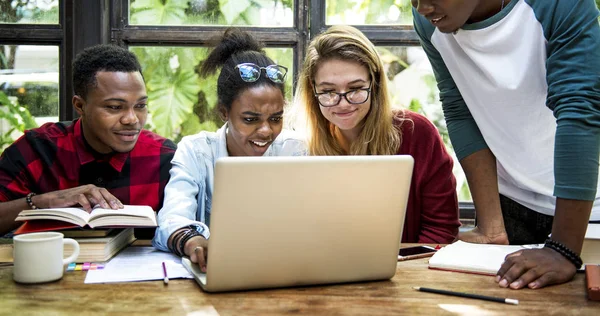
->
xmin=0 ymin=0 xmax=476 ymax=216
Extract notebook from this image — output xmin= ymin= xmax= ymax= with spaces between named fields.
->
xmin=182 ymin=155 xmax=414 ymax=292
xmin=428 ymin=241 xmax=541 ymax=275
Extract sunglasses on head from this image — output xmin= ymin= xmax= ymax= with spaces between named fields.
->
xmin=235 ymin=63 xmax=288 ymax=84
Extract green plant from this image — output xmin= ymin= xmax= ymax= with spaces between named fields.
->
xmin=130 ymin=0 xmax=294 ymax=142
xmin=0 ymin=91 xmax=37 ymax=153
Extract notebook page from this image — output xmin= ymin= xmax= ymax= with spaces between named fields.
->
xmin=85 ymin=247 xmax=193 ymax=283
xmin=428 ymin=241 xmax=537 ymax=275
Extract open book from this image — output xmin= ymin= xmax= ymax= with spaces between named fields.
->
xmin=14 ymin=205 xmax=157 ymax=234
xmin=428 ymin=241 xmax=539 ymax=276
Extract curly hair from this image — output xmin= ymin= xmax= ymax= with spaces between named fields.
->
xmin=199 ymin=28 xmax=285 ymax=113
xmin=72 ymin=44 xmax=143 ymax=99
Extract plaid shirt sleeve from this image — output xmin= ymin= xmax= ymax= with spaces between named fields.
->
xmin=0 ymin=124 xmax=177 ymax=212
xmin=157 ymin=138 xmax=177 ymax=210
xmin=123 ymin=131 xmax=176 ymax=212
xmin=0 ymin=134 xmax=39 ymax=202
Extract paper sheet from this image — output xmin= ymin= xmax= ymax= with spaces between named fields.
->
xmin=84 ymin=247 xmax=193 ymax=284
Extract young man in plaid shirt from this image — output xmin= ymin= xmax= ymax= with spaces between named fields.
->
xmin=0 ymin=44 xmax=176 ymax=236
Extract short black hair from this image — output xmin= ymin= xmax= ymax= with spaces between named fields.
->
xmin=199 ymin=28 xmax=285 ymax=112
xmin=72 ymin=44 xmax=143 ymax=99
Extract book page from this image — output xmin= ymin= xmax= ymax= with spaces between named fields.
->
xmin=15 ymin=208 xmax=91 ymax=226
xmin=87 ymin=205 xmax=157 ymax=228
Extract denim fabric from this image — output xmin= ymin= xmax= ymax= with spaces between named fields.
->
xmin=500 ymin=194 xmax=553 ymax=245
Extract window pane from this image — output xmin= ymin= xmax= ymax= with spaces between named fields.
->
xmin=130 ymin=46 xmax=294 ymax=142
xmin=0 ymin=0 xmax=59 ymax=24
xmin=129 ymin=0 xmax=294 ymax=27
xmin=326 ymin=0 xmax=413 ymax=25
xmin=0 ymin=45 xmax=59 ymax=152
xmin=378 ymin=45 xmax=471 ymax=202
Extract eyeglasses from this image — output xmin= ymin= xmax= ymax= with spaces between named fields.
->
xmin=235 ymin=63 xmax=288 ymax=83
xmin=313 ymin=83 xmax=372 ymax=107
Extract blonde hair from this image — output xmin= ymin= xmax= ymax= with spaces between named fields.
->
xmin=294 ymin=25 xmax=401 ymax=155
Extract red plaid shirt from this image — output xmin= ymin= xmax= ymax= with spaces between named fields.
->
xmin=0 ymin=119 xmax=176 ymax=212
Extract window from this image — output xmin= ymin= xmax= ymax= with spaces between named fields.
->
xmin=319 ymin=1 xmax=473 ymax=224
xmin=128 ymin=0 xmax=294 ymax=26
xmin=0 ymin=0 xmax=63 ymax=152
xmin=129 ymin=45 xmax=293 ymax=142
xmin=0 ymin=0 xmax=59 ymax=24
xmin=0 ymin=0 xmax=480 ymax=221
xmin=326 ymin=0 xmax=413 ymax=25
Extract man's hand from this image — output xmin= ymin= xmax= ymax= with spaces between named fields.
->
xmin=458 ymin=226 xmax=509 ymax=245
xmin=33 ymin=184 xmax=123 ymax=212
xmin=184 ymin=235 xmax=208 ymax=273
xmin=496 ymin=248 xmax=576 ymax=290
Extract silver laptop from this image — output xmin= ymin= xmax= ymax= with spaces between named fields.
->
xmin=182 ymin=155 xmax=414 ymax=292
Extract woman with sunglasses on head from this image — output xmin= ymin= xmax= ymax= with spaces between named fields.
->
xmin=294 ymin=25 xmax=460 ymax=244
xmin=153 ymin=28 xmax=306 ymax=271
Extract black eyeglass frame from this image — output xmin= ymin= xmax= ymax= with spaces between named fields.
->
xmin=235 ymin=63 xmax=288 ymax=83
xmin=313 ymin=82 xmax=373 ymax=107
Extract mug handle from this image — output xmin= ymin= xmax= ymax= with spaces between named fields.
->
xmin=63 ymin=238 xmax=80 ymax=265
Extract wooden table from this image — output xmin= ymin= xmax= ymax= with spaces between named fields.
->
xmin=1 ymin=244 xmax=598 ymax=315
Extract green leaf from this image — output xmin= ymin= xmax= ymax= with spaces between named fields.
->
xmin=220 ymin=0 xmax=252 ymax=24
xmin=0 ymin=91 xmax=37 ymax=155
xmin=176 ymin=115 xmax=219 ymax=143
xmin=147 ymin=69 xmax=201 ymax=138
xmin=408 ymin=99 xmax=422 ymax=113
xmin=131 ymin=0 xmax=188 ymax=25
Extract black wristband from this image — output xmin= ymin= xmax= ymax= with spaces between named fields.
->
xmin=168 ymin=230 xmax=185 ymax=256
xmin=544 ymin=239 xmax=583 ymax=270
xmin=25 ymin=192 xmax=38 ymax=210
xmin=178 ymin=229 xmax=202 ymax=257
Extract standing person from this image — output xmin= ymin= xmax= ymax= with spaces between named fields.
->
xmin=294 ymin=25 xmax=460 ymax=245
xmin=0 ymin=44 xmax=176 ymax=237
xmin=152 ymin=28 xmax=306 ymax=272
xmin=412 ymin=0 xmax=600 ymax=289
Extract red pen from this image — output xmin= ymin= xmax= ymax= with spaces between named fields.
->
xmin=162 ymin=261 xmax=169 ymax=284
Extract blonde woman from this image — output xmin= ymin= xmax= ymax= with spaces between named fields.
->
xmin=294 ymin=25 xmax=459 ymax=243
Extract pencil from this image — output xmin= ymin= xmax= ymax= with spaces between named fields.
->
xmin=162 ymin=261 xmax=169 ymax=284
xmin=413 ymin=287 xmax=518 ymax=305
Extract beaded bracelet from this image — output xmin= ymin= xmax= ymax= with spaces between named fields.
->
xmin=178 ymin=229 xmax=203 ymax=257
xmin=25 ymin=192 xmax=38 ymax=210
xmin=544 ymin=239 xmax=583 ymax=270
xmin=168 ymin=230 xmax=185 ymax=256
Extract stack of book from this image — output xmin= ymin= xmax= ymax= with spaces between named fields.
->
xmin=63 ymin=228 xmax=136 ymax=263
xmin=13 ymin=205 xmax=157 ymax=262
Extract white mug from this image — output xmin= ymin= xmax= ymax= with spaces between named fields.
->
xmin=13 ymin=232 xmax=80 ymax=284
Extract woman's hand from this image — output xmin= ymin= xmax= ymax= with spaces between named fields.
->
xmin=184 ymin=236 xmax=209 ymax=272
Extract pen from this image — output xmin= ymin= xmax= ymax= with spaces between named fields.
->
xmin=413 ymin=287 xmax=518 ymax=305
xmin=162 ymin=261 xmax=169 ymax=284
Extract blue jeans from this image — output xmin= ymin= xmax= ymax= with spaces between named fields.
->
xmin=499 ymin=195 xmax=600 ymax=245
xmin=499 ymin=195 xmax=553 ymax=245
